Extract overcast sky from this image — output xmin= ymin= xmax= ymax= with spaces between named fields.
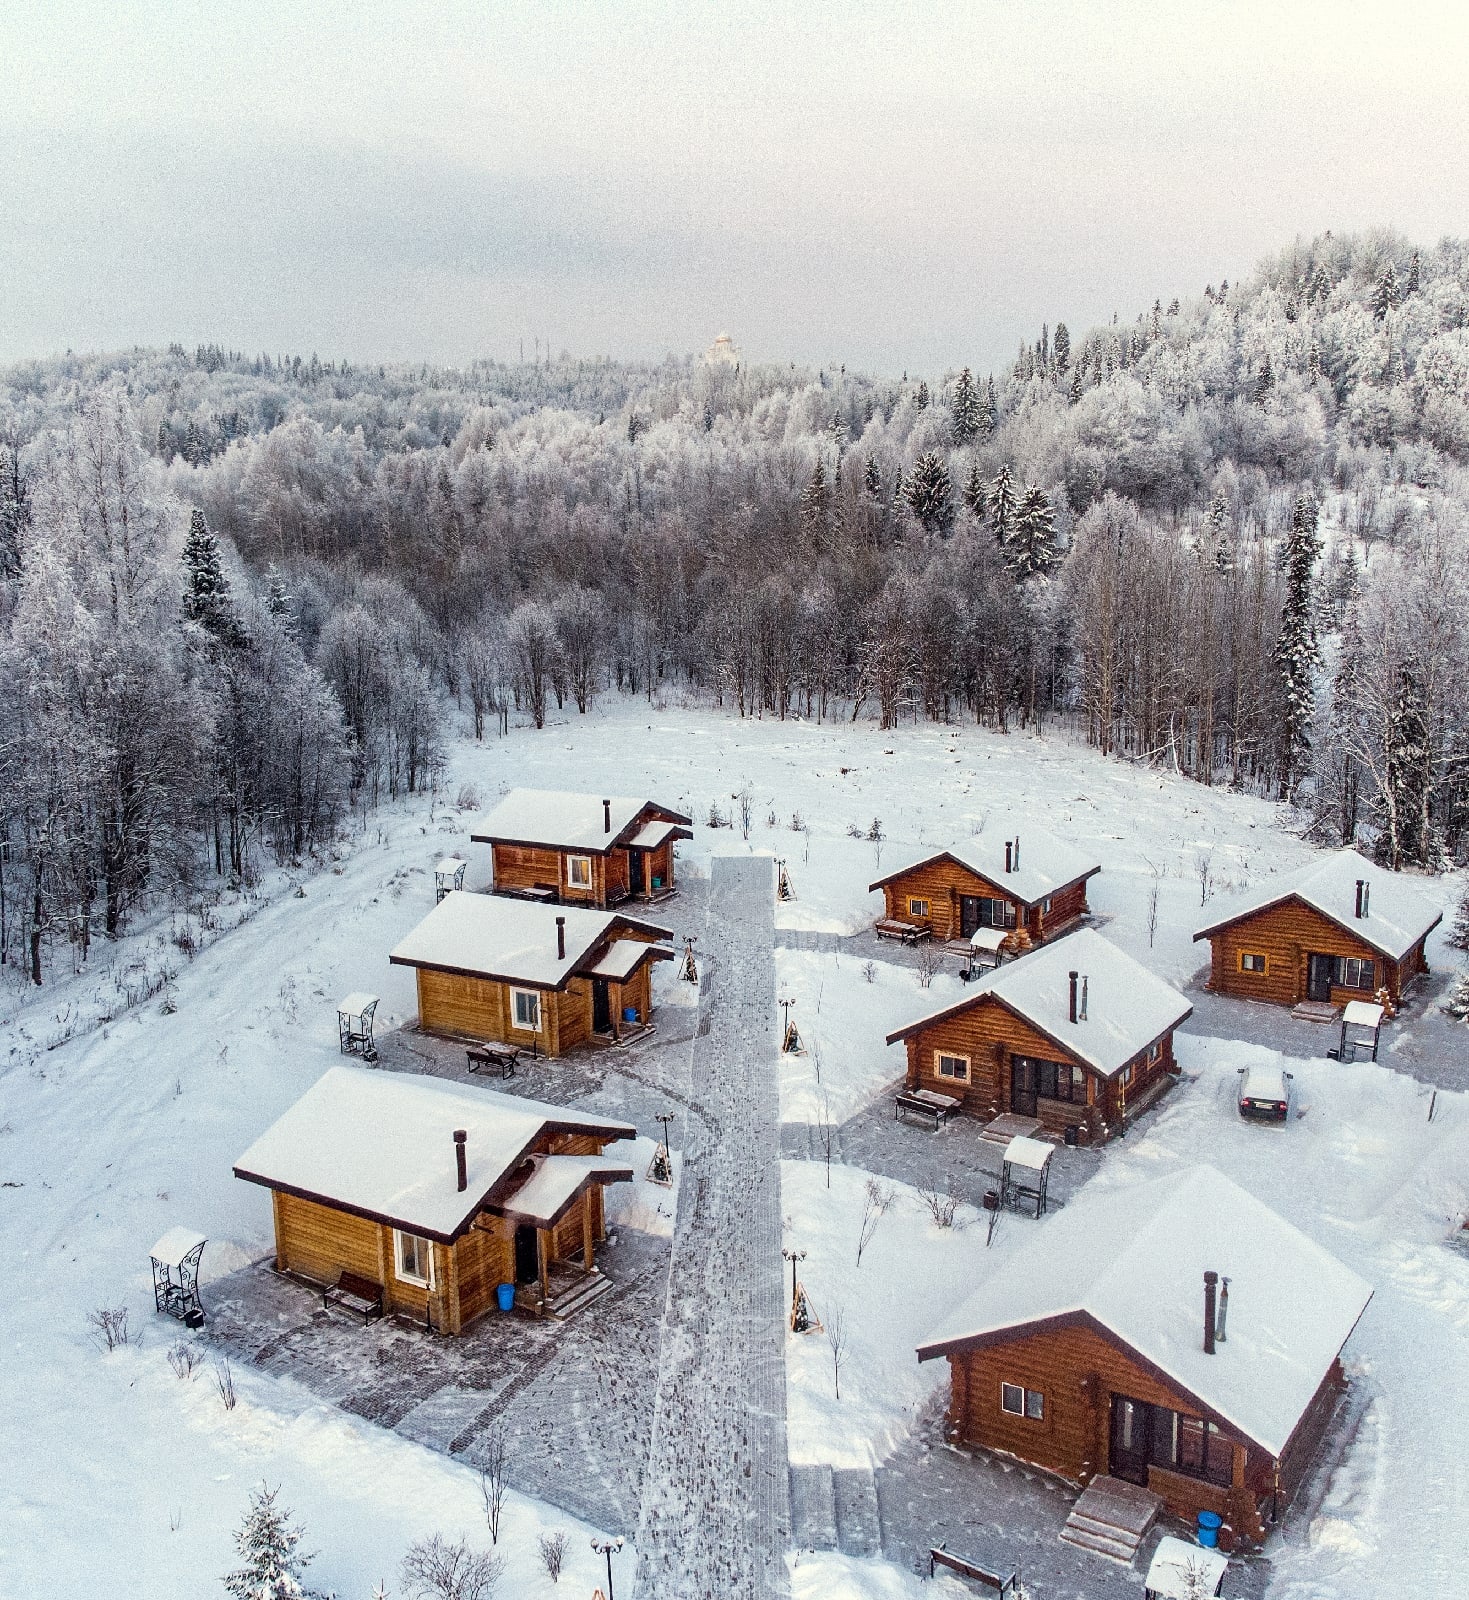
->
xmin=5 ymin=1 xmax=1468 ymax=377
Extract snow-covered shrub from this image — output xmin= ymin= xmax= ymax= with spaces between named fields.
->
xmin=86 ymin=1306 xmax=130 ymax=1351
xmin=1443 ymin=968 xmax=1469 ymax=1020
xmin=215 ymin=1357 xmax=237 ymax=1409
xmin=167 ymin=1341 xmax=203 ymax=1379
xmin=401 ymin=1534 xmax=504 ymax=1600
xmin=537 ymin=1531 xmax=568 ymax=1583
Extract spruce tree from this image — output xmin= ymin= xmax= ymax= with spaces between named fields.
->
xmin=1406 ymin=248 xmax=1421 ymax=296
xmin=1383 ymin=658 xmax=1432 ymax=868
xmin=1068 ymin=368 xmax=1082 ymax=405
xmin=990 ymin=464 xmax=1018 ymax=549
xmin=800 ymin=460 xmax=831 ymax=532
xmin=962 ymin=459 xmax=986 ymax=520
xmin=1053 ymin=322 xmax=1071 ymax=372
xmin=1443 ymin=967 xmax=1469 ymax=1020
xmin=1208 ymin=493 xmax=1233 ymax=573
xmin=1372 ymin=263 xmax=1399 ymax=321
xmin=982 ymin=376 xmax=997 ymax=436
xmin=1252 ymin=353 xmax=1274 ymax=404
xmin=915 ymin=380 xmax=930 ymax=410
xmin=906 ymin=451 xmax=954 ymax=535
xmin=1274 ymin=492 xmax=1321 ymax=796
xmin=224 ymin=1484 xmax=317 ymax=1600
xmin=1010 ymin=486 xmax=1057 ymax=577
xmin=863 ymin=455 xmax=882 ymax=500
xmin=182 ymin=509 xmax=246 ymax=648
xmin=950 ymin=367 xmax=982 ymax=445
xmin=1447 ymin=887 xmax=1469 ymax=951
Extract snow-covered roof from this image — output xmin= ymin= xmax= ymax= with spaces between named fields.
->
xmin=150 ymin=1227 xmax=206 ymax=1267
xmin=1145 ymin=1537 xmax=1228 ymax=1600
xmin=1194 ymin=848 xmax=1442 ymax=962
xmin=1003 ymin=1135 xmax=1053 ymax=1171
xmin=337 ymin=991 xmax=379 ymax=1018
xmin=435 ymin=857 xmax=467 ymax=876
xmin=917 ymin=1165 xmax=1372 ymax=1458
xmin=1342 ymin=1000 xmax=1385 ymax=1029
xmin=584 ymin=938 xmax=674 ymax=981
xmin=871 ymin=821 xmax=1100 ymax=906
xmin=234 ymin=1066 xmax=635 ymax=1241
xmin=888 ymin=929 xmax=1192 ymax=1079
xmin=628 ymin=818 xmax=686 ymax=849
xmin=389 ymin=892 xmax=671 ymax=988
xmin=471 ymin=789 xmax=690 ymax=853
xmin=498 ymin=1154 xmax=634 ymax=1227
xmin=970 ymin=926 xmax=1009 ymax=953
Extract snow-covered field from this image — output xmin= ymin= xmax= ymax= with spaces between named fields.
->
xmin=1 ymin=694 xmax=1465 ymax=1598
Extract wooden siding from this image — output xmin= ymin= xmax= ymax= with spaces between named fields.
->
xmin=1205 ymin=898 xmax=1414 ymax=1007
xmin=950 ymin=1320 xmax=1268 ymax=1545
xmin=492 ymin=843 xmax=570 ymax=897
xmin=416 ymin=969 xmax=591 ymax=1057
xmin=454 ymin=1218 xmax=514 ymax=1330
xmin=881 ymin=859 xmax=1090 ymax=942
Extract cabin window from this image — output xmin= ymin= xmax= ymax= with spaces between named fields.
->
xmin=511 ymin=988 xmax=542 ymax=1031
xmin=1335 ymin=956 xmax=1375 ymax=991
xmin=1121 ymin=1063 xmax=1134 ymax=1088
xmin=1146 ymin=1040 xmax=1161 ymax=1066
xmin=908 ymin=897 xmax=931 ymax=919
xmin=1000 ymin=1382 xmax=1044 ymax=1419
xmin=394 ymin=1230 xmax=434 ymax=1289
xmin=979 ymin=896 xmax=1018 ymax=930
xmin=1015 ymin=1056 xmax=1086 ymax=1104
xmin=1151 ymin=1409 xmax=1233 ymax=1486
xmin=1042 ymin=896 xmax=1052 ymax=914
xmin=566 ymin=855 xmax=592 ymax=889
xmin=1239 ymin=951 xmax=1266 ymax=974
xmin=935 ymin=1052 xmax=970 ymax=1083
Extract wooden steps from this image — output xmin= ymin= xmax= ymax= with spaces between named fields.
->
xmin=979 ymin=1113 xmax=1044 ymax=1147
xmin=1291 ymin=1000 xmax=1340 ymax=1023
xmin=517 ymin=1269 xmax=613 ymax=1321
xmin=1058 ymin=1476 xmax=1161 ymax=1565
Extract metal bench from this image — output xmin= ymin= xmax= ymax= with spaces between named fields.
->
xmin=875 ymin=918 xmax=932 ymax=944
xmin=467 ymin=1043 xmax=521 ymax=1078
xmin=323 ymin=1270 xmax=384 ymax=1325
xmin=896 ymin=1089 xmax=962 ymax=1129
xmin=929 ymin=1544 xmax=1017 ymax=1594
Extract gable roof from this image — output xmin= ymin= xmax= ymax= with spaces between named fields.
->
xmin=886 ymin=928 xmax=1191 ymax=1078
xmin=1193 ymin=848 xmax=1442 ymax=962
xmin=917 ymin=1165 xmax=1372 ymax=1457
xmin=388 ymin=892 xmax=671 ymax=988
xmin=471 ymin=788 xmax=691 ymax=854
xmin=233 ymin=1065 xmax=635 ymax=1241
xmin=870 ymin=821 xmax=1101 ymax=906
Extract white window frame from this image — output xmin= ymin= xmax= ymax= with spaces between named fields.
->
xmin=566 ymin=854 xmax=593 ymax=889
xmin=511 ymin=987 xmax=542 ymax=1032
xmin=908 ymin=897 xmax=930 ymax=919
xmin=935 ymin=1051 xmax=970 ymax=1083
xmin=1042 ymin=896 xmax=1052 ymax=914
xmin=394 ymin=1229 xmax=434 ymax=1289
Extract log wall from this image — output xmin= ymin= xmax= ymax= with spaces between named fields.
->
xmin=881 ymin=861 xmax=1091 ymax=942
xmin=1205 ymin=898 xmax=1413 ymax=1006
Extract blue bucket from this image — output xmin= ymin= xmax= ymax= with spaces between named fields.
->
xmin=1196 ymin=1510 xmax=1222 ymax=1548
xmin=495 ymin=1282 xmax=515 ymax=1313
xmin=623 ymin=1006 xmax=638 ymax=1023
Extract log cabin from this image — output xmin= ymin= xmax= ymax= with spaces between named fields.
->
xmin=886 ymin=929 xmax=1191 ymax=1142
xmin=390 ymin=893 xmax=674 ymax=1057
xmin=870 ymin=824 xmax=1101 ymax=945
xmin=234 ymin=1066 xmax=638 ymax=1329
xmin=1193 ymin=848 xmax=1442 ymax=1010
xmin=472 ymin=789 xmax=693 ymax=908
xmin=916 ymin=1165 xmax=1372 ymax=1551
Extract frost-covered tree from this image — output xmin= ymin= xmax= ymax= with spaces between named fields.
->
xmin=1372 ymin=262 xmax=1399 ymax=321
xmin=800 ymin=459 xmax=831 ymax=531
xmin=962 ymin=459 xmax=986 ymax=520
xmin=183 ymin=509 xmax=247 ymax=649
xmin=1446 ymin=886 xmax=1469 ymax=951
xmin=1010 ymin=485 xmax=1057 ymax=578
xmin=906 ymin=451 xmax=954 ymax=535
xmin=990 ymin=464 xmax=1018 ymax=549
xmin=1274 ymin=492 xmax=1321 ymax=796
xmin=950 ymin=368 xmax=982 ymax=445
xmin=1443 ymin=968 xmax=1469 ymax=1020
xmin=862 ymin=455 xmax=882 ymax=500
xmin=1053 ymin=322 xmax=1071 ymax=372
xmin=1381 ymin=658 xmax=1433 ymax=868
xmin=223 ymin=1483 xmax=317 ymax=1600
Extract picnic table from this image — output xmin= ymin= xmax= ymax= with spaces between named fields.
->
xmin=875 ymin=917 xmax=932 ymax=944
xmin=929 ymin=1543 xmax=1017 ymax=1594
xmin=895 ymin=1087 xmax=963 ymax=1128
xmin=467 ymin=1042 xmax=521 ymax=1078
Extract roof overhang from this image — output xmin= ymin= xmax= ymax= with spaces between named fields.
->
xmin=1194 ymin=891 xmax=1442 ymax=962
xmin=870 ymin=852 xmax=1100 ymax=905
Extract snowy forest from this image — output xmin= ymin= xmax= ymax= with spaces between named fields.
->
xmin=3 ymin=226 xmax=1469 ymax=982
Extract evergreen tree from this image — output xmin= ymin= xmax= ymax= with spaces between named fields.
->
xmin=1274 ymin=492 xmax=1321 ymax=796
xmin=1446 ymin=886 xmax=1469 ymax=951
xmin=1444 ymin=968 xmax=1469 ymax=1020
xmin=1208 ymin=493 xmax=1233 ymax=572
xmin=990 ymin=464 xmax=1018 ymax=549
xmin=224 ymin=1484 xmax=317 ymax=1600
xmin=962 ymin=459 xmax=986 ymax=520
xmin=1372 ymin=262 xmax=1399 ymax=321
xmin=914 ymin=380 xmax=930 ymax=410
xmin=0 ymin=439 xmax=27 ymax=581
xmin=1068 ymin=368 xmax=1082 ymax=405
xmin=800 ymin=460 xmax=831 ymax=532
xmin=1406 ymin=248 xmax=1421 ymax=295
xmin=1010 ymin=486 xmax=1057 ymax=577
xmin=1382 ymin=657 xmax=1433 ymax=868
xmin=182 ymin=509 xmax=246 ymax=649
xmin=1307 ymin=341 xmax=1323 ymax=381
xmin=1053 ymin=322 xmax=1070 ymax=372
xmin=982 ymin=376 xmax=997 ymax=435
xmin=950 ymin=367 xmax=982 ymax=445
xmin=1252 ymin=353 xmax=1274 ymax=404
xmin=906 ymin=451 xmax=954 ymax=535
xmin=863 ymin=454 xmax=882 ymax=500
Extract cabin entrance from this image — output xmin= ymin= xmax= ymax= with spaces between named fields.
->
xmin=592 ymin=978 xmax=612 ymax=1034
xmin=959 ymin=896 xmax=982 ymax=938
xmin=628 ymin=849 xmax=645 ymax=896
xmin=1306 ymin=953 xmax=1334 ymax=1003
xmin=1109 ymin=1394 xmax=1153 ymax=1486
xmin=513 ymin=1224 xmax=540 ymax=1285
xmin=1010 ymin=1056 xmax=1038 ymax=1117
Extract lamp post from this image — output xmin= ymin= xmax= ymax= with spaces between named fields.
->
xmin=590 ymin=1536 xmax=623 ymax=1599
xmin=779 ymin=994 xmax=796 ymax=1050
xmin=782 ymin=1247 xmax=805 ymax=1306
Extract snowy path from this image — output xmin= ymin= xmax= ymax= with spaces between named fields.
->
xmin=633 ymin=855 xmax=792 ymax=1599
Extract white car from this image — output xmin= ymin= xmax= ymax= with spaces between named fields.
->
xmin=1237 ymin=1063 xmax=1294 ymax=1123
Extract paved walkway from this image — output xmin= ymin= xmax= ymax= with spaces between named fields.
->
xmin=633 ymin=855 xmax=791 ymax=1598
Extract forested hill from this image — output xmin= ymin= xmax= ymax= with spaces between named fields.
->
xmin=2 ymin=227 xmax=1468 ymax=977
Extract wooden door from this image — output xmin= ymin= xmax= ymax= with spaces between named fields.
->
xmin=1109 ymin=1394 xmax=1152 ymax=1486
xmin=628 ymin=849 xmax=645 ymax=895
xmin=960 ymin=896 xmax=981 ymax=938
xmin=513 ymin=1225 xmax=539 ymax=1284
xmin=1010 ymin=1055 xmax=1038 ymax=1117
xmin=592 ymin=978 xmax=611 ymax=1034
xmin=1307 ymin=953 xmax=1334 ymax=1002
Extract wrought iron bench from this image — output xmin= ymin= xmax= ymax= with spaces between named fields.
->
xmin=875 ymin=918 xmax=932 ymax=944
xmin=929 ymin=1543 xmax=1017 ymax=1594
xmin=323 ymin=1271 xmax=384 ymax=1325
xmin=895 ymin=1088 xmax=963 ymax=1128
xmin=466 ymin=1043 xmax=521 ymax=1078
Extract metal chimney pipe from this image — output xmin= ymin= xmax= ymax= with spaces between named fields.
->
xmin=1363 ymin=882 xmax=1370 ymax=917
xmin=603 ymin=798 xmax=612 ymax=834
xmin=1013 ymin=836 xmax=1021 ymax=870
xmin=1355 ymin=878 xmax=1364 ymax=918
xmin=1080 ymin=976 xmax=1088 ymax=1021
xmin=1217 ymin=1277 xmax=1230 ymax=1344
xmin=1068 ymin=971 xmax=1079 ymax=1024
xmin=1204 ymin=1270 xmax=1218 ymax=1354
xmin=454 ymin=1129 xmax=468 ymax=1192
xmin=1004 ymin=840 xmax=1013 ymax=873
xmin=556 ymin=915 xmax=566 ymax=960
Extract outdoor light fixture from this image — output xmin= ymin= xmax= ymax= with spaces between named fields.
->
xmin=590 ymin=1535 xmax=624 ymax=1599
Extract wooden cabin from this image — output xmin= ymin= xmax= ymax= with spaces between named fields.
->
xmin=1194 ymin=848 xmax=1442 ymax=1010
xmin=472 ymin=789 xmax=692 ymax=908
xmin=886 ymin=929 xmax=1191 ymax=1142
xmin=870 ymin=825 xmax=1100 ymax=945
xmin=916 ymin=1166 xmax=1372 ymax=1551
xmin=390 ymin=894 xmax=674 ymax=1058
xmin=234 ymin=1066 xmax=638 ymax=1330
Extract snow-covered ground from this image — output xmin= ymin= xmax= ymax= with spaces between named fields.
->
xmin=1 ymin=694 xmax=1465 ymax=1597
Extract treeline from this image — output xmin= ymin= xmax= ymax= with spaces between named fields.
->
xmin=4 ymin=227 xmax=1469 ymax=980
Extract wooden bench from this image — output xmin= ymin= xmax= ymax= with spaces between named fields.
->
xmin=323 ymin=1270 xmax=384 ymax=1325
xmin=467 ymin=1043 xmax=521 ymax=1078
xmin=929 ymin=1544 xmax=1017 ymax=1595
xmin=896 ymin=1089 xmax=962 ymax=1129
xmin=875 ymin=918 xmax=932 ymax=944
